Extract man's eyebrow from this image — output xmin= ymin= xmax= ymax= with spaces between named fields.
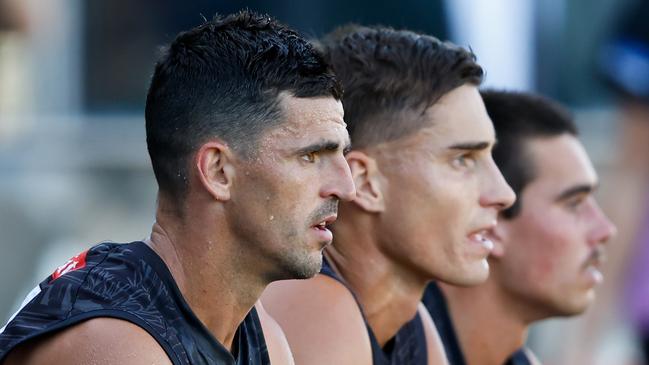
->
xmin=296 ymin=140 xmax=343 ymax=155
xmin=555 ymin=183 xmax=597 ymax=202
xmin=447 ymin=141 xmax=491 ymax=151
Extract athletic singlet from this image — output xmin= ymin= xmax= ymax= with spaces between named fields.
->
xmin=320 ymin=257 xmax=428 ymax=365
xmin=421 ymin=282 xmax=466 ymax=365
xmin=0 ymin=241 xmax=270 ymax=365
xmin=422 ymin=282 xmax=533 ymax=365
xmin=504 ymin=349 xmax=532 ymax=365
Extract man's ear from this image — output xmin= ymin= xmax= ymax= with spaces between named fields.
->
xmin=346 ymin=151 xmax=385 ymax=213
xmin=488 ymin=221 xmax=509 ymax=258
xmin=195 ymin=141 xmax=235 ymax=201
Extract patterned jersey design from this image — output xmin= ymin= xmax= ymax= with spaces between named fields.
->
xmin=320 ymin=257 xmax=428 ymax=365
xmin=0 ymin=241 xmax=270 ymax=365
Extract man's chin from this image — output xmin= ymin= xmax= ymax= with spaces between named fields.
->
xmin=439 ymin=261 xmax=490 ymax=287
xmin=553 ymin=293 xmax=594 ymax=317
xmin=281 ymin=253 xmax=323 ymax=280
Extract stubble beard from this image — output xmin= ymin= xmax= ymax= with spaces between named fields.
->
xmin=269 ymin=200 xmax=338 ymax=281
xmin=276 ymin=233 xmax=324 ymax=280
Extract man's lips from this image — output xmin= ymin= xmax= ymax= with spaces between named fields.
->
xmin=311 ymin=215 xmax=337 ymax=230
xmin=468 ymin=231 xmax=494 ymax=251
xmin=310 ymin=215 xmax=336 ymax=245
xmin=583 ymin=248 xmax=606 ymax=285
xmin=584 ymin=266 xmax=604 ymax=285
xmin=583 ymin=246 xmax=607 ymax=270
xmin=467 ymin=222 xmax=497 ymax=251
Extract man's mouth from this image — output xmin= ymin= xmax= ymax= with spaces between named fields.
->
xmin=468 ymin=231 xmax=494 ymax=251
xmin=309 ymin=215 xmax=337 ymax=246
xmin=312 ymin=215 xmax=337 ymax=230
xmin=584 ymin=265 xmax=604 ymax=285
xmin=584 ymin=246 xmax=607 ymax=269
xmin=314 ymin=222 xmax=328 ymax=231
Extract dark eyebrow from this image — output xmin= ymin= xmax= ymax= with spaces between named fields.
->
xmin=447 ymin=141 xmax=491 ymax=151
xmin=555 ymin=183 xmax=597 ymax=202
xmin=296 ymin=140 xmax=347 ymax=155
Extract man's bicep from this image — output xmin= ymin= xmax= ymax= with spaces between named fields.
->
xmin=3 ymin=317 xmax=172 ymax=365
xmin=256 ymin=301 xmax=295 ymax=365
xmin=262 ymin=276 xmax=373 ymax=365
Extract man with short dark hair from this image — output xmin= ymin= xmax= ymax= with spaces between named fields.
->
xmin=0 ymin=11 xmax=355 ymax=365
xmin=423 ymin=90 xmax=617 ymax=365
xmin=262 ymin=26 xmax=515 ymax=365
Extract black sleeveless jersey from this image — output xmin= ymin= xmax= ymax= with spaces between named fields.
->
xmin=505 ymin=349 xmax=532 ymax=365
xmin=320 ymin=257 xmax=428 ymax=365
xmin=422 ymin=282 xmax=533 ymax=365
xmin=0 ymin=241 xmax=270 ymax=365
xmin=422 ymin=282 xmax=466 ymax=365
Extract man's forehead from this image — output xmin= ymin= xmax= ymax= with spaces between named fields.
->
xmin=277 ymin=91 xmax=345 ymax=127
xmin=527 ymin=135 xmax=598 ymax=190
xmin=404 ymin=111 xmax=496 ymax=151
xmin=259 ymin=93 xmax=349 ymax=150
xmin=422 ymin=87 xmax=496 ymax=145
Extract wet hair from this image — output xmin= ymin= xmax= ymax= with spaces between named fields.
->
xmin=145 ymin=10 xmax=342 ymax=198
xmin=319 ymin=25 xmax=483 ymax=148
xmin=482 ymin=90 xmax=578 ymax=219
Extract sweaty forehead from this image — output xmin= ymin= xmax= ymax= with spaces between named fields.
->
xmin=257 ymin=92 xmax=349 ymax=153
xmin=277 ymin=91 xmax=346 ymax=130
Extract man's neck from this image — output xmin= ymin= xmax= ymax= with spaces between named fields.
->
xmin=440 ymin=281 xmax=529 ymax=365
xmin=327 ymin=217 xmax=429 ymax=347
xmin=146 ymin=210 xmax=265 ymax=351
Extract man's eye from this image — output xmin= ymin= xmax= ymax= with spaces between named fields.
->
xmin=452 ymin=154 xmax=476 ymax=169
xmin=301 ymin=152 xmax=317 ymax=163
xmin=566 ymin=195 xmax=587 ymax=210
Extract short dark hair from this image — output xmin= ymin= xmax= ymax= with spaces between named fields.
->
xmin=482 ymin=90 xmax=578 ymax=219
xmin=319 ymin=25 xmax=484 ymax=148
xmin=145 ymin=10 xmax=342 ymax=197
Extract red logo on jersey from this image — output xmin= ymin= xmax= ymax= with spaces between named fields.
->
xmin=51 ymin=250 xmax=88 ymax=281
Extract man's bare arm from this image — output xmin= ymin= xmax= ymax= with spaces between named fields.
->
xmin=3 ymin=317 xmax=172 ymax=365
xmin=261 ymin=275 xmax=373 ymax=365
xmin=255 ymin=301 xmax=295 ymax=365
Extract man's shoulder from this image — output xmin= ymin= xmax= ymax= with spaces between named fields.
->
xmin=0 ymin=241 xmax=179 ymax=364
xmin=3 ymin=317 xmax=172 ymax=365
xmin=54 ymin=241 xmax=171 ymax=312
xmin=40 ymin=241 xmax=149 ymax=292
xmin=263 ymin=273 xmax=365 ymax=322
xmin=35 ymin=242 xmax=167 ymax=317
xmin=261 ymin=274 xmax=372 ymax=365
xmin=255 ymin=302 xmax=294 ymax=365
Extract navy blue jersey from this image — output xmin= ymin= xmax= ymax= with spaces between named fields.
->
xmin=422 ymin=282 xmax=534 ymax=365
xmin=505 ymin=349 xmax=532 ymax=365
xmin=320 ymin=257 xmax=428 ymax=365
xmin=421 ymin=282 xmax=466 ymax=365
xmin=0 ymin=241 xmax=270 ymax=365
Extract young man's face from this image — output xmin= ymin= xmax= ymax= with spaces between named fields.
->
xmin=494 ymin=134 xmax=616 ymax=318
xmin=229 ymin=93 xmax=355 ymax=281
xmin=376 ymin=85 xmax=516 ymax=286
